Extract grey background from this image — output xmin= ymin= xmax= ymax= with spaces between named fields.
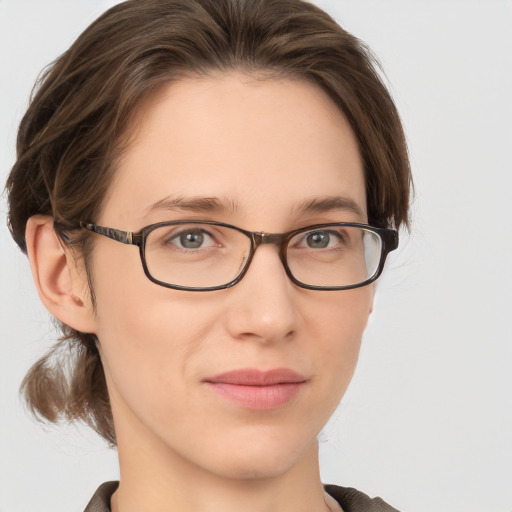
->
xmin=1 ymin=1 xmax=511 ymax=511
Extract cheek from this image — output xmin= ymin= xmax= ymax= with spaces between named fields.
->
xmin=92 ymin=285 xmax=228 ymax=448
xmin=307 ymin=284 xmax=372 ymax=345
xmin=304 ymin=286 xmax=372 ymax=392
xmin=94 ymin=285 xmax=215 ymax=382
xmin=89 ymin=244 xmax=218 ymax=404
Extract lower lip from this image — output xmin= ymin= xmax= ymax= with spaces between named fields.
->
xmin=205 ymin=382 xmax=305 ymax=410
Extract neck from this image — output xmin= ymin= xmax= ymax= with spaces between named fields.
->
xmin=111 ymin=418 xmax=334 ymax=512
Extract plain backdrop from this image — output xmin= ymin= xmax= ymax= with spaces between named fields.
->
xmin=1 ymin=1 xmax=511 ymax=511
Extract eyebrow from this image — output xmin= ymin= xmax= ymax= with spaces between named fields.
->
xmin=293 ymin=196 xmax=366 ymax=219
xmin=145 ymin=194 xmax=365 ymax=220
xmin=145 ymin=195 xmax=240 ymax=216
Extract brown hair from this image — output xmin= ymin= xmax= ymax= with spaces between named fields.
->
xmin=6 ymin=0 xmax=411 ymax=445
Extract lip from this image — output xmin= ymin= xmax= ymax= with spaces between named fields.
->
xmin=203 ymin=368 xmax=307 ymax=410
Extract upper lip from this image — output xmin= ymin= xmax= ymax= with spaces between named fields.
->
xmin=204 ymin=368 xmax=306 ymax=386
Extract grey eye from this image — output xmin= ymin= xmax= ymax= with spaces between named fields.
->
xmin=305 ymin=231 xmax=331 ymax=248
xmin=178 ymin=230 xmax=205 ymax=249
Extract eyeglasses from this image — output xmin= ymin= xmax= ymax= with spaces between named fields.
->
xmin=80 ymin=220 xmax=398 ymax=291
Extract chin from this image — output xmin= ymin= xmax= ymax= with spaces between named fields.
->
xmin=208 ymin=457 xmax=300 ymax=481
xmin=195 ymin=430 xmax=319 ymax=481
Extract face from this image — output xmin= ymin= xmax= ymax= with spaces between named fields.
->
xmin=86 ymin=73 xmax=372 ymax=480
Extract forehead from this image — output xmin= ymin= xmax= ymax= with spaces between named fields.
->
xmin=102 ymin=72 xmax=366 ymax=229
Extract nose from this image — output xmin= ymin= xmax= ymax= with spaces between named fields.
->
xmin=223 ymin=244 xmax=298 ymax=344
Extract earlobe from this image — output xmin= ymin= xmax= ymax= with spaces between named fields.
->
xmin=25 ymin=215 xmax=97 ymax=334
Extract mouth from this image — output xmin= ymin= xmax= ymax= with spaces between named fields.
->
xmin=203 ymin=368 xmax=307 ymax=410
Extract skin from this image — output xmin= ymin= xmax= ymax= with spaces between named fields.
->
xmin=27 ymin=73 xmax=373 ymax=512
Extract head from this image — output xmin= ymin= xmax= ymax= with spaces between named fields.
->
xmin=6 ymin=0 xmax=411 ymax=471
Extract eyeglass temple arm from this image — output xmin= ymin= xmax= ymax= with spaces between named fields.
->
xmin=80 ymin=222 xmax=138 ymax=245
xmin=385 ymin=229 xmax=399 ymax=252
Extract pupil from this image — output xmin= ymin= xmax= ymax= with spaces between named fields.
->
xmin=180 ymin=231 xmax=203 ymax=248
xmin=307 ymin=232 xmax=329 ymax=248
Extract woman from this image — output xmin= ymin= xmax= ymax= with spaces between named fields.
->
xmin=6 ymin=1 xmax=411 ymax=511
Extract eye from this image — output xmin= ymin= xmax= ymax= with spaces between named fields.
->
xmin=169 ymin=229 xmax=216 ymax=249
xmin=301 ymin=230 xmax=341 ymax=249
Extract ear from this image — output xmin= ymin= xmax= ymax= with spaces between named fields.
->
xmin=25 ymin=215 xmax=97 ymax=334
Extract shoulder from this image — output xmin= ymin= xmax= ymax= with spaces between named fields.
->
xmin=324 ymin=484 xmax=401 ymax=512
xmin=83 ymin=481 xmax=118 ymax=512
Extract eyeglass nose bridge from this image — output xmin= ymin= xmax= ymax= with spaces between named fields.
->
xmin=246 ymin=232 xmax=291 ymax=278
xmin=252 ymin=232 xmax=288 ymax=247
xmin=250 ymin=232 xmax=291 ymax=261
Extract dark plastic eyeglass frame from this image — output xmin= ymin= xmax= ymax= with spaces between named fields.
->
xmin=79 ymin=220 xmax=398 ymax=292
